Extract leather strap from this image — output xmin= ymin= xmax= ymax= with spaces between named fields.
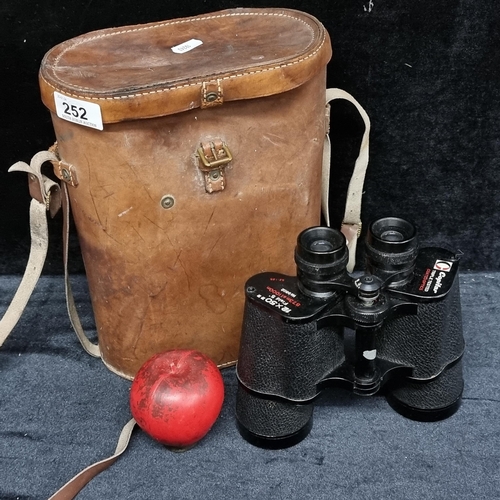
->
xmin=61 ymin=183 xmax=101 ymax=358
xmin=323 ymin=88 xmax=371 ymax=272
xmin=48 ymin=418 xmax=137 ymax=500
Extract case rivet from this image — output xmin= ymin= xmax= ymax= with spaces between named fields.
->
xmin=206 ymin=92 xmax=218 ymax=102
xmin=61 ymin=168 xmax=71 ymax=181
xmin=160 ymin=195 xmax=175 ymax=209
xmin=209 ymin=170 xmax=221 ymax=181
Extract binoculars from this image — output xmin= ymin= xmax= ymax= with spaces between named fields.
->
xmin=236 ymin=217 xmax=465 ymax=448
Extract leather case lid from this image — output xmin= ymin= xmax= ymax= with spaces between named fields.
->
xmin=39 ymin=8 xmax=332 ymax=123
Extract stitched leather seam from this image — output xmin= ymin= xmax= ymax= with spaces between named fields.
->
xmin=41 ymin=11 xmax=325 ymax=100
xmin=54 ymin=12 xmax=315 ymax=52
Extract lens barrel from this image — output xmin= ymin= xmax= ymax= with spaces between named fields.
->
xmin=365 ymin=217 xmax=418 ymax=286
xmin=295 ymin=227 xmax=348 ymax=297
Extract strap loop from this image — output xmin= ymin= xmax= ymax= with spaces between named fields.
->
xmin=0 ymin=152 xmax=62 ymax=346
xmin=9 ymin=150 xmax=62 ymax=217
xmin=1 ymin=89 xmax=371 ymax=352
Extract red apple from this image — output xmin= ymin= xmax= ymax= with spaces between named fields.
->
xmin=130 ymin=349 xmax=225 ymax=448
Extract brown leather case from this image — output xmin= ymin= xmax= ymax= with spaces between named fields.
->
xmin=39 ymin=8 xmax=332 ymax=379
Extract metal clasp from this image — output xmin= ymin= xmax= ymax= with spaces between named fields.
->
xmin=201 ymin=80 xmax=224 ymax=108
xmin=197 ymin=142 xmax=233 ymax=169
xmin=196 ymin=140 xmax=233 ymax=193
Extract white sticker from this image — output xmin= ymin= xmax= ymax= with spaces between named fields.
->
xmin=363 ymin=349 xmax=377 ymax=360
xmin=54 ymin=92 xmax=103 ymax=131
xmin=171 ymin=39 xmax=203 ymax=54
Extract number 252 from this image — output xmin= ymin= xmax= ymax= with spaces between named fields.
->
xmin=62 ymin=102 xmax=88 ymax=120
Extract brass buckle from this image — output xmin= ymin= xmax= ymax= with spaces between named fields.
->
xmin=197 ymin=143 xmax=233 ymax=170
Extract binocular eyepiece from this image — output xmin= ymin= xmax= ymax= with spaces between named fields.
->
xmin=295 ymin=226 xmax=348 ymax=297
xmin=295 ymin=217 xmax=419 ymax=292
xmin=365 ymin=217 xmax=419 ymax=285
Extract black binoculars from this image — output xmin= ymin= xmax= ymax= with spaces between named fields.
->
xmin=236 ymin=217 xmax=465 ymax=448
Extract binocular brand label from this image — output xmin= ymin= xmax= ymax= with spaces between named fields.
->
xmin=419 ymin=260 xmax=454 ymax=295
xmin=434 ymin=260 xmax=453 ymax=272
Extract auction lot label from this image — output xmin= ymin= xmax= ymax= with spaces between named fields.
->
xmin=54 ymin=92 xmax=103 ymax=130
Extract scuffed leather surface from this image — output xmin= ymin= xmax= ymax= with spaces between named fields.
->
xmin=51 ymin=70 xmax=327 ymax=378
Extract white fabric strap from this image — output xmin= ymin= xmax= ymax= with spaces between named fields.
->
xmin=323 ymin=88 xmax=371 ymax=271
